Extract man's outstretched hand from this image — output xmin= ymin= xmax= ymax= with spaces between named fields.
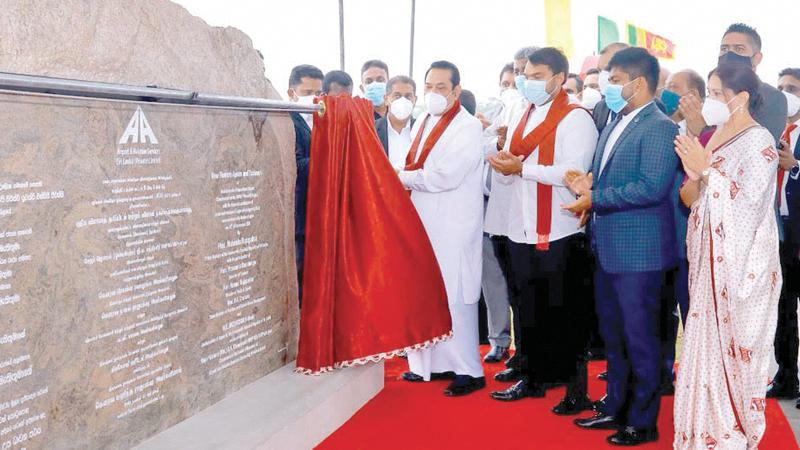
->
xmin=564 ymin=170 xmax=593 ymax=196
xmin=488 ymin=150 xmax=524 ymax=176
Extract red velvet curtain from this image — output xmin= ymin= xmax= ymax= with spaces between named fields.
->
xmin=296 ymin=95 xmax=452 ymax=374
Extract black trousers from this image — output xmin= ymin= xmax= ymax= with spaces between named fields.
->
xmin=490 ymin=236 xmax=521 ymax=355
xmin=774 ymin=235 xmax=800 ymax=387
xmin=296 ymin=234 xmax=304 ymax=307
xmin=659 ymin=258 xmax=689 ymax=386
xmin=584 ymin=223 xmax=604 ymax=358
xmin=507 ymin=234 xmax=591 ymax=394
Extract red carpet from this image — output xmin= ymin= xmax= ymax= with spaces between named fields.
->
xmin=317 ymin=347 xmax=798 ymax=450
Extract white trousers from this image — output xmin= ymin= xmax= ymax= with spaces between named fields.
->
xmin=407 ymin=300 xmax=484 ymax=380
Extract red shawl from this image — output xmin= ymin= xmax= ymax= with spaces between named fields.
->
xmin=509 ymin=89 xmax=583 ymax=250
xmin=404 ymin=100 xmax=462 ymax=170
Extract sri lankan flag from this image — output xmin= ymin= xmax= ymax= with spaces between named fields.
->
xmin=627 ymin=23 xmax=675 ymax=59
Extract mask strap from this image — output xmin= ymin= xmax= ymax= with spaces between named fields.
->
xmin=624 ymin=77 xmax=641 ymax=102
xmin=726 ymin=94 xmax=745 ymax=115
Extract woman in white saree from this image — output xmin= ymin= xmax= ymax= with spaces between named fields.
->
xmin=673 ymin=63 xmax=781 ymax=449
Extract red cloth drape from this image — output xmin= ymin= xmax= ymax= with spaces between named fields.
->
xmin=296 ymin=95 xmax=452 ymax=375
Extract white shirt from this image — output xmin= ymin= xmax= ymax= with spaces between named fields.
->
xmin=480 ymin=112 xmax=503 ymax=196
xmin=497 ymin=97 xmax=599 ymax=245
xmin=599 ymin=101 xmax=653 ymax=175
xmin=484 ymin=97 xmax=529 ymax=235
xmin=387 ymin=120 xmax=412 ymax=169
xmin=397 ymin=107 xmax=485 ymax=305
xmin=780 ymin=118 xmax=800 ymax=216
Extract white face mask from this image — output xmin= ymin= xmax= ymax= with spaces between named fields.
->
xmin=568 ymin=93 xmax=580 ymax=104
xmin=425 ymin=92 xmax=450 ymax=116
xmin=293 ymin=93 xmax=316 ymax=129
xmin=389 ymin=97 xmax=414 ymax=121
xmin=581 ymin=87 xmax=602 ymax=109
xmin=701 ymin=97 xmax=739 ymax=127
xmin=295 ymin=94 xmax=315 ymax=105
xmin=598 ymin=70 xmax=611 ymax=93
xmin=500 ymin=87 xmax=522 ymax=106
xmin=784 ymin=91 xmax=800 ymax=117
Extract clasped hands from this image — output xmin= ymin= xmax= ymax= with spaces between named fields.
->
xmin=562 ymin=170 xmax=593 ymax=227
xmin=673 ymin=134 xmax=710 ymax=181
xmin=677 ymin=92 xmax=706 ymax=137
xmin=487 ymin=151 xmax=595 ymax=227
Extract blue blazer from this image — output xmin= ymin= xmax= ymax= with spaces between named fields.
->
xmin=590 ymin=102 xmax=680 ymax=273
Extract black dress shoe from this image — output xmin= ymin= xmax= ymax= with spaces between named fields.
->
xmin=494 ymin=366 xmax=522 ymax=382
xmin=505 ymin=353 xmax=519 ymax=368
xmin=607 ymin=426 xmax=659 ymax=446
xmin=592 ymin=395 xmax=607 ymax=412
xmin=490 ymin=379 xmax=546 ymax=401
xmin=401 ymin=371 xmax=455 ymax=382
xmin=598 ymin=371 xmax=608 ymax=381
xmin=443 ymin=375 xmax=485 ymax=396
xmin=574 ymin=412 xmax=619 ymax=430
xmin=766 ymin=383 xmax=799 ymax=399
xmin=552 ymin=395 xmax=592 ymax=415
xmin=483 ymin=345 xmax=510 ymax=363
xmin=587 ymin=349 xmax=606 ymax=360
xmin=430 ymin=371 xmax=456 ymax=380
xmin=402 ymin=372 xmax=424 ymax=382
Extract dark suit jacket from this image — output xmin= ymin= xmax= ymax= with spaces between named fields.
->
xmin=375 ymin=116 xmax=415 ymax=155
xmin=756 ymin=82 xmax=788 ymax=144
xmin=592 ymin=99 xmax=612 ymax=133
xmin=783 ymin=134 xmax=800 ymax=245
xmin=590 ymin=103 xmax=680 ymax=273
xmin=292 ymin=112 xmax=312 ymax=239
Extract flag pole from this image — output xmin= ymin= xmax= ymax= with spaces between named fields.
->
xmin=338 ymin=0 xmax=345 ymax=71
xmin=409 ymin=0 xmax=416 ymax=77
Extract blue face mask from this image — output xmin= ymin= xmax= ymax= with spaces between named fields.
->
xmin=603 ymin=78 xmax=639 ymax=114
xmin=660 ymin=89 xmax=681 ymax=116
xmin=522 ymin=77 xmax=555 ymax=106
xmin=515 ymin=75 xmax=526 ymax=92
xmin=364 ymin=81 xmax=387 ymax=107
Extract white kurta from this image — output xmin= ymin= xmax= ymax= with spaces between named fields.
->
xmin=484 ymin=97 xmax=529 ymax=236
xmin=398 ymin=106 xmax=485 ymax=379
xmin=495 ymin=98 xmax=598 ymax=244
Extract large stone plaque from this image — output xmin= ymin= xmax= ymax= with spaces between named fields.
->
xmin=0 ymin=91 xmax=298 ymax=450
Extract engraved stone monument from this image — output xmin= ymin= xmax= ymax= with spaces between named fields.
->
xmin=0 ymin=1 xmax=311 ymax=449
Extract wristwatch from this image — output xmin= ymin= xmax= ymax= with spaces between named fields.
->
xmin=701 ymin=167 xmax=711 ymax=183
xmin=791 ymin=160 xmax=800 ymax=179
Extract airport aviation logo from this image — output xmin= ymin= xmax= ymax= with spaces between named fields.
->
xmin=117 ymin=106 xmax=161 ymax=166
xmin=120 ymin=106 xmax=158 ymax=145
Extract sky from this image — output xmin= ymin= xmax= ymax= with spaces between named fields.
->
xmin=174 ymin=0 xmax=794 ymax=102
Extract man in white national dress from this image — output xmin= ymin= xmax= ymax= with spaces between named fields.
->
xmin=487 ymin=47 xmax=597 ymax=415
xmin=399 ymin=60 xmax=486 ymax=397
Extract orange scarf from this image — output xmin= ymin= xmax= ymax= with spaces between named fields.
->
xmin=404 ymin=100 xmax=462 ymax=170
xmin=509 ymin=89 xmax=584 ymax=250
